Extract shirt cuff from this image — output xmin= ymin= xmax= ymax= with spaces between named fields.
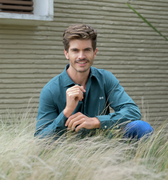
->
xmin=96 ymin=115 xmax=113 ymax=129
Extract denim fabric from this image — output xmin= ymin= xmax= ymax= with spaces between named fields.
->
xmin=123 ymin=120 xmax=153 ymax=139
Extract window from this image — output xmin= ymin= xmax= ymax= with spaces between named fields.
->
xmin=0 ymin=0 xmax=54 ymax=25
xmin=0 ymin=0 xmax=34 ymax=14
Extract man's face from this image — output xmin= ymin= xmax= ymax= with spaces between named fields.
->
xmin=64 ymin=39 xmax=97 ymax=73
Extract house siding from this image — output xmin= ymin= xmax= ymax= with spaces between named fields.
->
xmin=0 ymin=0 xmax=168 ymax=127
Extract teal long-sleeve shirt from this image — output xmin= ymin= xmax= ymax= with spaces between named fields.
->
xmin=35 ymin=64 xmax=141 ymax=138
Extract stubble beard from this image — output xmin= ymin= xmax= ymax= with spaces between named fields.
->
xmin=72 ymin=59 xmax=92 ymax=73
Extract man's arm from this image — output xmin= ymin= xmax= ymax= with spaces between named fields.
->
xmin=34 ymin=88 xmax=67 ymax=138
xmin=96 ymin=70 xmax=141 ymax=129
xmin=35 ymin=85 xmax=86 ymax=138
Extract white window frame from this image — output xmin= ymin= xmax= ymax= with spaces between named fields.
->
xmin=0 ymin=0 xmax=54 ymax=26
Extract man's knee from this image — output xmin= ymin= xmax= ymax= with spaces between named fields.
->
xmin=123 ymin=120 xmax=153 ymax=139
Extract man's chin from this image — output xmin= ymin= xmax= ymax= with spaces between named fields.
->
xmin=76 ymin=66 xmax=91 ymax=73
xmin=77 ymin=69 xmax=89 ymax=73
xmin=70 ymin=64 xmax=91 ymax=73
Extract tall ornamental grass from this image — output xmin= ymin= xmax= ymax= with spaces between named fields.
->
xmin=0 ymin=112 xmax=168 ymax=180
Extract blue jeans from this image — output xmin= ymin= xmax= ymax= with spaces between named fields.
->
xmin=123 ymin=120 xmax=153 ymax=140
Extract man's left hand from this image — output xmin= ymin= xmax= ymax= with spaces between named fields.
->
xmin=65 ymin=112 xmax=101 ymax=132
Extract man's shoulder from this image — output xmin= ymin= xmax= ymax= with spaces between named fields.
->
xmin=42 ymin=73 xmax=63 ymax=93
xmin=91 ymin=66 xmax=119 ymax=86
xmin=91 ymin=66 xmax=114 ymax=78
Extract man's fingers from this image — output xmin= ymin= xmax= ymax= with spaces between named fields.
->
xmin=65 ymin=114 xmax=76 ymax=127
xmin=67 ymin=85 xmax=85 ymax=92
xmin=65 ymin=112 xmax=82 ymax=127
xmin=75 ymin=123 xmax=85 ymax=132
xmin=78 ymin=86 xmax=86 ymax=93
xmin=66 ymin=85 xmax=86 ymax=94
xmin=65 ymin=112 xmax=100 ymax=132
xmin=67 ymin=91 xmax=83 ymax=101
xmin=65 ymin=115 xmax=72 ymax=126
xmin=71 ymin=119 xmax=84 ymax=131
xmin=68 ymin=115 xmax=83 ymax=129
xmin=66 ymin=86 xmax=84 ymax=101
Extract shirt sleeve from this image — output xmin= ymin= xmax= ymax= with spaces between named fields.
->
xmin=96 ymin=71 xmax=141 ymax=129
xmin=34 ymin=88 xmax=67 ymax=138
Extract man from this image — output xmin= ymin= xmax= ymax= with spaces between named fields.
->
xmin=35 ymin=24 xmax=153 ymax=139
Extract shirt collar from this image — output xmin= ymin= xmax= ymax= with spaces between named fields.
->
xmin=61 ymin=64 xmax=97 ymax=88
xmin=61 ymin=64 xmax=75 ymax=88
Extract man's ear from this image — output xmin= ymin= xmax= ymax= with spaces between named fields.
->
xmin=94 ymin=48 xmax=98 ymax=59
xmin=64 ymin=50 xmax=69 ymax=60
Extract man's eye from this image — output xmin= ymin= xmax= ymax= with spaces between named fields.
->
xmin=72 ymin=49 xmax=78 ymax=52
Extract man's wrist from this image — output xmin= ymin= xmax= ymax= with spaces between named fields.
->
xmin=93 ymin=117 xmax=101 ymax=129
xmin=63 ymin=108 xmax=73 ymax=118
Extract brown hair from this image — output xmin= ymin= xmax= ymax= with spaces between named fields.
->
xmin=63 ymin=24 xmax=97 ymax=52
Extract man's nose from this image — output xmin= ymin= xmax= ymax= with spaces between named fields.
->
xmin=78 ymin=51 xmax=85 ymax=59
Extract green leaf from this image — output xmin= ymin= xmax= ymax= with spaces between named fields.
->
xmin=126 ymin=3 xmax=168 ymax=41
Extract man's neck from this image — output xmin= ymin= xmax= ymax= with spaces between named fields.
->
xmin=67 ymin=67 xmax=90 ymax=89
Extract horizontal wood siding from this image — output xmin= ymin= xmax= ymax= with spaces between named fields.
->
xmin=0 ymin=0 xmax=168 ymax=127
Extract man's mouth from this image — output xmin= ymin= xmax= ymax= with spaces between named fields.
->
xmin=76 ymin=59 xmax=89 ymax=64
xmin=78 ymin=62 xmax=87 ymax=64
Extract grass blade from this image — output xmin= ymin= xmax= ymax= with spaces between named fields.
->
xmin=126 ymin=3 xmax=168 ymax=41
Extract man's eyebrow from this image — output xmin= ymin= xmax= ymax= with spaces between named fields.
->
xmin=70 ymin=47 xmax=92 ymax=51
xmin=70 ymin=48 xmax=79 ymax=51
xmin=84 ymin=47 xmax=92 ymax=50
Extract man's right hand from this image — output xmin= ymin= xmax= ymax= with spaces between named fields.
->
xmin=63 ymin=85 xmax=86 ymax=118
